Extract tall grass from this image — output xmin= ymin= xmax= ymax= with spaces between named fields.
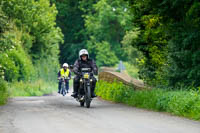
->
xmin=123 ymin=62 xmax=139 ymax=79
xmin=8 ymin=79 xmax=57 ymax=97
xmin=0 ymin=79 xmax=60 ymax=105
xmin=95 ymin=80 xmax=200 ymax=120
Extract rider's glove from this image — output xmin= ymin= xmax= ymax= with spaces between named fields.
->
xmin=93 ymin=69 xmax=98 ymax=75
xmin=78 ymin=72 xmax=82 ymax=77
xmin=90 ymin=73 xmax=93 ymax=77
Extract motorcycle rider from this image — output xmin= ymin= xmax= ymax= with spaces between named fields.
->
xmin=58 ymin=63 xmax=71 ymax=94
xmin=71 ymin=49 xmax=98 ymax=98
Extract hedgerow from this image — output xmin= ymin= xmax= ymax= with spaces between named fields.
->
xmin=95 ymin=80 xmax=200 ymax=120
xmin=0 ymin=79 xmax=8 ymax=105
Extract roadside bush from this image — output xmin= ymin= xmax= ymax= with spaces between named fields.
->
xmin=0 ymin=47 xmax=36 ymax=82
xmin=96 ymin=80 xmax=200 ymax=120
xmin=0 ymin=79 xmax=8 ymax=105
xmin=34 ymin=57 xmax=59 ymax=82
xmin=0 ymin=53 xmax=19 ymax=82
xmin=8 ymin=46 xmax=36 ymax=81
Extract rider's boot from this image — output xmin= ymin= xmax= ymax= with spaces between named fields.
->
xmin=71 ymin=92 xmax=77 ymax=98
xmin=58 ymin=82 xmax=61 ymax=94
xmin=91 ymin=80 xmax=97 ymax=98
xmin=91 ymin=87 xmax=96 ymax=98
xmin=91 ymin=91 xmax=96 ymax=98
xmin=71 ymin=82 xmax=78 ymax=98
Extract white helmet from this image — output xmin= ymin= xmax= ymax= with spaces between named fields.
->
xmin=62 ymin=63 xmax=68 ymax=67
xmin=79 ymin=49 xmax=89 ymax=59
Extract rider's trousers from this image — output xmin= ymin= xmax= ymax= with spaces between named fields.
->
xmin=58 ymin=80 xmax=69 ymax=92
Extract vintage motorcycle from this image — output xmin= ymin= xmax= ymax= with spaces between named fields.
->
xmin=60 ymin=76 xmax=70 ymax=96
xmin=76 ymin=68 xmax=93 ymax=108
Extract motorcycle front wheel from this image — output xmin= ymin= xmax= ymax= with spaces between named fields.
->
xmin=85 ymin=86 xmax=91 ymax=108
xmin=80 ymin=101 xmax=85 ymax=107
xmin=61 ymin=82 xmax=66 ymax=96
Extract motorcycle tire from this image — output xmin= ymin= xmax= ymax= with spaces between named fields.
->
xmin=85 ymin=86 xmax=91 ymax=108
xmin=61 ymin=82 xmax=66 ymax=96
xmin=80 ymin=101 xmax=85 ymax=107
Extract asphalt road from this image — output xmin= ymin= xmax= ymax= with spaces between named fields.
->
xmin=0 ymin=91 xmax=200 ymax=133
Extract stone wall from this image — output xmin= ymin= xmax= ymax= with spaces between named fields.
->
xmin=98 ymin=71 xmax=147 ymax=90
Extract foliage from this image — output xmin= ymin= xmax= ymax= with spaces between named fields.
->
xmin=0 ymin=7 xmax=14 ymax=52
xmin=0 ymin=53 xmax=19 ymax=82
xmin=7 ymin=45 xmax=35 ymax=81
xmin=126 ymin=0 xmax=200 ymax=88
xmin=0 ymin=79 xmax=8 ymax=105
xmin=84 ymin=0 xmax=133 ymax=66
xmin=0 ymin=0 xmax=63 ymax=81
xmin=95 ymin=41 xmax=118 ymax=66
xmin=123 ymin=62 xmax=139 ymax=79
xmin=125 ymin=0 xmax=169 ymax=86
xmin=50 ymin=0 xmax=88 ymax=64
xmin=0 ymin=27 xmax=35 ymax=82
xmin=0 ymin=0 xmax=63 ymax=103
xmin=51 ymin=0 xmax=133 ymax=66
xmin=150 ymin=0 xmax=200 ymax=87
xmin=1 ymin=0 xmax=63 ymax=79
xmin=96 ymin=80 xmax=200 ymax=120
xmin=121 ymin=29 xmax=142 ymax=65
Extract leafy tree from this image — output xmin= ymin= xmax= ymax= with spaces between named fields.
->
xmin=0 ymin=7 xmax=14 ymax=52
xmin=84 ymin=0 xmax=133 ymax=66
xmin=126 ymin=0 xmax=168 ymax=86
xmin=121 ymin=28 xmax=142 ymax=65
xmin=1 ymin=0 xmax=63 ymax=60
xmin=157 ymin=0 xmax=200 ymax=87
xmin=127 ymin=0 xmax=200 ymax=88
xmin=50 ymin=0 xmax=88 ymax=64
xmin=95 ymin=41 xmax=118 ymax=66
xmin=0 ymin=0 xmax=63 ymax=81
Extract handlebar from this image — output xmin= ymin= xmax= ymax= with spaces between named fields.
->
xmin=58 ymin=76 xmax=71 ymax=80
xmin=81 ymin=68 xmax=91 ymax=72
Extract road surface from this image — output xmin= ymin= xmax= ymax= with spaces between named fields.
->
xmin=0 ymin=92 xmax=200 ymax=133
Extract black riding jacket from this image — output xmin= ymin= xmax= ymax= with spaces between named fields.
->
xmin=73 ymin=58 xmax=98 ymax=76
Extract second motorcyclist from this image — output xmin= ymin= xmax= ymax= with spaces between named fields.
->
xmin=58 ymin=63 xmax=71 ymax=94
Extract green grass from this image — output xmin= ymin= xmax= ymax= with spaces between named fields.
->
xmin=0 ymin=78 xmax=72 ymax=105
xmin=115 ymin=62 xmax=139 ymax=79
xmin=123 ymin=62 xmax=139 ymax=79
xmin=95 ymin=80 xmax=200 ymax=120
xmin=8 ymin=79 xmax=57 ymax=97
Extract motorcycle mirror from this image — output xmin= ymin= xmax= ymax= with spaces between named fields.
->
xmin=69 ymin=65 xmax=74 ymax=69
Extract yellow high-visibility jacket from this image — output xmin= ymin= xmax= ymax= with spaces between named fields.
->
xmin=60 ymin=68 xmax=70 ymax=77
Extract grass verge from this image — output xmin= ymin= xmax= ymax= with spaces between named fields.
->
xmin=95 ymin=80 xmax=200 ymax=120
xmin=8 ymin=79 xmax=57 ymax=97
xmin=0 ymin=79 xmax=9 ymax=105
xmin=123 ymin=62 xmax=139 ymax=79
